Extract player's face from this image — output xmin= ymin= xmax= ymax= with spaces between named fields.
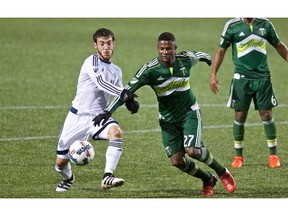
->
xmin=94 ymin=36 xmax=115 ymax=62
xmin=157 ymin=40 xmax=177 ymax=67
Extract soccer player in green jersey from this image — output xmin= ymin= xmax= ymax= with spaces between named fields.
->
xmin=93 ymin=32 xmax=236 ymax=196
xmin=210 ymin=18 xmax=288 ymax=168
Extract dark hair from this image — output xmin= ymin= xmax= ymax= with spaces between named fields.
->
xmin=93 ymin=28 xmax=115 ymax=42
xmin=158 ymin=32 xmax=176 ymax=42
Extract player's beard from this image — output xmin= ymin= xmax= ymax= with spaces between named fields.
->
xmin=98 ymin=50 xmax=113 ymax=62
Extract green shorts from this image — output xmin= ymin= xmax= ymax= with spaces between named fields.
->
xmin=227 ymin=77 xmax=278 ymax=111
xmin=159 ymin=109 xmax=204 ymax=158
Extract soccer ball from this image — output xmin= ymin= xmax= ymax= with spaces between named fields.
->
xmin=69 ymin=140 xmax=95 ymax=166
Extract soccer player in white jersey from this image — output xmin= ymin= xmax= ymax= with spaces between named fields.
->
xmin=55 ymin=28 xmax=137 ymax=192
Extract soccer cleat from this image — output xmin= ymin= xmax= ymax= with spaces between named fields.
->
xmin=55 ymin=174 xmax=75 ymax=192
xmin=201 ymin=173 xmax=217 ymax=197
xmin=101 ymin=174 xmax=125 ymax=190
xmin=269 ymin=155 xmax=281 ymax=168
xmin=230 ymin=156 xmax=244 ymax=168
xmin=219 ymin=168 xmax=236 ymax=193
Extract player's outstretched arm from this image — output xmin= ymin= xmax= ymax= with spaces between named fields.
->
xmin=92 ymin=88 xmax=140 ymax=126
xmin=119 ymin=88 xmax=140 ymax=114
xmin=120 ymin=89 xmax=138 ymax=102
xmin=118 ymin=89 xmax=140 ymax=114
xmin=195 ymin=51 xmax=212 ymax=66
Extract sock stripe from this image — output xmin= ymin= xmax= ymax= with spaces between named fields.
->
xmin=109 ymin=139 xmax=122 ymax=148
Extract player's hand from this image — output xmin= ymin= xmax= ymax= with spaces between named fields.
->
xmin=210 ymin=75 xmax=221 ymax=95
xmin=120 ymin=89 xmax=138 ymax=102
xmin=125 ymin=99 xmax=140 ymax=114
xmin=196 ymin=52 xmax=212 ymax=66
xmin=92 ymin=111 xmax=112 ymax=126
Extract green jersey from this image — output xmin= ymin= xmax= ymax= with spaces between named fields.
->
xmin=220 ymin=17 xmax=280 ymax=79
xmin=107 ymin=51 xmax=202 ymax=122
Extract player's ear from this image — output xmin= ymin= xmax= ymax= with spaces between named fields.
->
xmin=94 ymin=42 xmax=97 ymax=49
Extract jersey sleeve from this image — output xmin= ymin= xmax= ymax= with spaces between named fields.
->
xmin=129 ymin=64 xmax=150 ymax=90
xmin=84 ymin=61 xmax=123 ymax=97
xmin=267 ymin=20 xmax=280 ymax=46
xmin=105 ymin=94 xmax=123 ymax=113
xmin=105 ymin=64 xmax=149 ymax=113
xmin=178 ymin=51 xmax=211 ymax=67
xmin=94 ymin=70 xmax=123 ymax=96
xmin=187 ymin=51 xmax=198 ymax=66
xmin=219 ymin=20 xmax=233 ymax=49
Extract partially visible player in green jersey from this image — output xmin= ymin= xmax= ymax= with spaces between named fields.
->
xmin=210 ymin=18 xmax=288 ymax=168
xmin=93 ymin=32 xmax=236 ymax=196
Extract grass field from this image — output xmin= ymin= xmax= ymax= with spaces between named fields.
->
xmin=0 ymin=18 xmax=288 ymax=214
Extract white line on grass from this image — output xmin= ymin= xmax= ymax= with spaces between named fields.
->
xmin=1 ymin=104 xmax=287 ymax=142
xmin=0 ymin=136 xmax=57 ymax=141
xmin=0 ymin=105 xmax=68 ymax=110
xmin=1 ymin=121 xmax=288 ymax=142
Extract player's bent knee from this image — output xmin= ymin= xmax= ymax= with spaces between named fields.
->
xmin=170 ymin=154 xmax=185 ymax=169
xmin=108 ymin=125 xmax=122 ymax=139
xmin=186 ymin=147 xmax=201 ymax=159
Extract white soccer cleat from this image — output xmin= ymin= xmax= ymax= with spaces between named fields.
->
xmin=55 ymin=174 xmax=75 ymax=192
xmin=101 ymin=175 xmax=125 ymax=189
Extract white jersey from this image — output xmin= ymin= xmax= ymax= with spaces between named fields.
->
xmin=57 ymin=53 xmax=123 ymax=159
xmin=72 ymin=54 xmax=123 ymax=115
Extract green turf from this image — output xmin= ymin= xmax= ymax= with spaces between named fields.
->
xmin=1 ymin=18 xmax=288 ymax=200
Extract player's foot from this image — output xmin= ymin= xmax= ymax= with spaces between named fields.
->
xmin=101 ymin=174 xmax=125 ymax=190
xmin=219 ymin=168 xmax=236 ymax=193
xmin=201 ymin=173 xmax=217 ymax=197
xmin=230 ymin=156 xmax=243 ymax=168
xmin=269 ymin=155 xmax=281 ymax=168
xmin=55 ymin=174 xmax=75 ymax=192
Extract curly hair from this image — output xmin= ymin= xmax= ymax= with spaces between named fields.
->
xmin=158 ymin=32 xmax=175 ymax=42
xmin=93 ymin=28 xmax=115 ymax=42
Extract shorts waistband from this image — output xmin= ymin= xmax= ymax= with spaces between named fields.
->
xmin=70 ymin=107 xmax=78 ymax=114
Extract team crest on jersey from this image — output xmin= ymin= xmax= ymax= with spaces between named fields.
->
xmin=258 ymin=28 xmax=266 ymax=36
xmin=180 ymin=67 xmax=186 ymax=76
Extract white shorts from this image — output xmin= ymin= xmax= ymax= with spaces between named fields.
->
xmin=56 ymin=109 xmax=119 ymax=159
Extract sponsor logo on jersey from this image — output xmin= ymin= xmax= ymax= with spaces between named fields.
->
xmin=154 ymin=77 xmax=190 ymax=97
xmin=236 ymin=34 xmax=267 ymax=58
